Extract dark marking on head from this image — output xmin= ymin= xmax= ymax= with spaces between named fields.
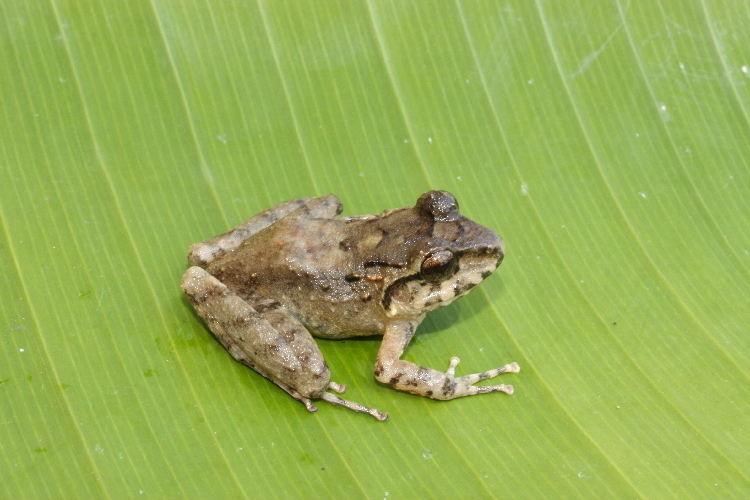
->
xmin=345 ymin=274 xmax=361 ymax=282
xmin=431 ymin=219 xmax=465 ymax=243
xmin=426 ymin=390 xmax=433 ymax=397
xmin=339 ymin=240 xmax=353 ymax=251
xmin=481 ymin=270 xmax=492 ymax=280
xmin=456 ymin=222 xmax=466 ymax=242
xmin=374 ymin=365 xmax=384 ymax=377
xmin=364 ymin=260 xmax=405 ymax=269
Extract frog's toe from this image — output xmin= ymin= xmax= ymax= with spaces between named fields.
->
xmin=479 ymin=362 xmax=521 ymax=380
xmin=302 ymin=399 xmax=318 ymax=413
xmin=504 ymin=362 xmax=521 ymax=373
xmin=320 ymin=392 xmax=388 ymax=421
xmin=448 ymin=359 xmax=520 ymax=397
xmin=454 ymin=362 xmax=520 ymax=383
xmin=468 ymin=383 xmax=514 ymax=395
xmin=328 ymin=381 xmax=347 ymax=394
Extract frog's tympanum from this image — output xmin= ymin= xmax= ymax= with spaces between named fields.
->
xmin=181 ymin=191 xmax=519 ymax=421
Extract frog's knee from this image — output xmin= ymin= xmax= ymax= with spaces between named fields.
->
xmin=373 ymin=362 xmax=392 ymax=385
xmin=182 ymin=266 xmax=209 ymax=293
xmin=181 ymin=266 xmax=220 ymax=298
xmin=187 ymin=241 xmax=222 ymax=267
xmin=301 ymin=194 xmax=342 ymax=218
xmin=294 ymin=369 xmax=332 ymax=399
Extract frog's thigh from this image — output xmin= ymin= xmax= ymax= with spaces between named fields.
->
xmin=181 ymin=267 xmax=331 ymax=400
xmin=188 ymin=197 xmax=316 ymax=266
xmin=237 ymin=289 xmax=328 ymax=376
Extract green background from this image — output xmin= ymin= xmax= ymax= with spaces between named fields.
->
xmin=2 ymin=1 xmax=749 ymax=498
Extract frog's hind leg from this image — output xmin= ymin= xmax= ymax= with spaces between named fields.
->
xmin=182 ymin=267 xmax=329 ymax=396
xmin=239 ymin=288 xmax=388 ymax=421
xmin=188 ymin=197 xmax=316 ymax=266
xmin=188 ymin=195 xmax=344 ymax=267
xmin=182 ymin=267 xmax=387 ymax=421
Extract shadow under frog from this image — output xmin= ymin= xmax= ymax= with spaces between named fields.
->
xmin=181 ymin=190 xmax=519 ymax=421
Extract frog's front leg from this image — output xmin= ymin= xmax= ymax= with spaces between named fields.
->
xmin=181 ymin=267 xmax=387 ymax=421
xmin=374 ymin=321 xmax=520 ymax=400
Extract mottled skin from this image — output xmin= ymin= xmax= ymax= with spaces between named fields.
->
xmin=181 ymin=191 xmax=519 ymax=421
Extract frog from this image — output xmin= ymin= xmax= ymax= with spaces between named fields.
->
xmin=180 ymin=190 xmax=519 ymax=421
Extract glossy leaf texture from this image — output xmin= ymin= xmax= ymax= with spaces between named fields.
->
xmin=1 ymin=1 xmax=748 ymax=498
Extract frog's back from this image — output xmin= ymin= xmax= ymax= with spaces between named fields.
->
xmin=206 ymin=214 xmax=388 ymax=338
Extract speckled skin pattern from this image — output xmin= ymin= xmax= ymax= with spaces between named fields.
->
xmin=181 ymin=191 xmax=519 ymax=421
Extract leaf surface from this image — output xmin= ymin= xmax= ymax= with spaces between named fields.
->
xmin=1 ymin=1 xmax=748 ymax=498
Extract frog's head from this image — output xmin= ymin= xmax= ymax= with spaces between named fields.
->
xmin=381 ymin=190 xmax=504 ymax=319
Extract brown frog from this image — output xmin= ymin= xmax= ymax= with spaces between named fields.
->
xmin=181 ymin=190 xmax=519 ymax=421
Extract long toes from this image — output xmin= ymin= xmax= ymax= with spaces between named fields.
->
xmin=446 ymin=357 xmax=461 ymax=377
xmin=321 ymin=392 xmax=388 ymax=421
xmin=487 ymin=362 xmax=520 ymax=377
xmin=302 ymin=399 xmax=318 ymax=412
xmin=473 ymin=362 xmax=521 ymax=381
xmin=454 ymin=362 xmax=521 ymax=385
xmin=470 ymin=384 xmax=514 ymax=396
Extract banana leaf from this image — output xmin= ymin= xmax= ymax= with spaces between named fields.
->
xmin=1 ymin=1 xmax=748 ymax=498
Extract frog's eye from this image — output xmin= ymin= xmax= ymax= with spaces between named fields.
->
xmin=420 ymin=249 xmax=457 ymax=283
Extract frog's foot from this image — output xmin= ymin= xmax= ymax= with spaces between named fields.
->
xmin=446 ymin=357 xmax=520 ymax=396
xmin=321 ymin=389 xmax=389 ymax=421
xmin=282 ymin=379 xmax=387 ymax=421
xmin=273 ymin=380 xmax=321 ymax=412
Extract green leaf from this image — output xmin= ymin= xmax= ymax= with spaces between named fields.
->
xmin=1 ymin=1 xmax=748 ymax=498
